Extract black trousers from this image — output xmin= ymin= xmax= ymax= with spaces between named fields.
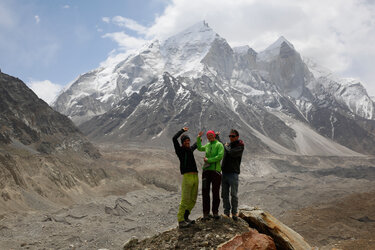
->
xmin=202 ymin=170 xmax=222 ymax=215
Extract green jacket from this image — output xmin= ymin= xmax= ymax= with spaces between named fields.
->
xmin=197 ymin=137 xmax=224 ymax=172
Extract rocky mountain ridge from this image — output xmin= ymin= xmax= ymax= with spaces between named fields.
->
xmin=0 ymin=72 xmax=99 ymax=157
xmin=0 ymin=72 xmax=106 ymax=212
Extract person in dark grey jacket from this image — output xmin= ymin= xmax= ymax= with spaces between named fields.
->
xmin=217 ymin=129 xmax=244 ymax=221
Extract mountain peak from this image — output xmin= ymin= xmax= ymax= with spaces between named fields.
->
xmin=160 ymin=21 xmax=219 ymax=76
xmin=258 ymin=36 xmax=295 ymax=62
xmin=265 ymin=36 xmax=294 ymax=51
xmin=162 ymin=21 xmax=216 ymax=46
xmin=182 ymin=20 xmax=212 ymax=33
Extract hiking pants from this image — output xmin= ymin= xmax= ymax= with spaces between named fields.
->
xmin=221 ymin=172 xmax=239 ymax=215
xmin=177 ymin=172 xmax=199 ymax=222
xmin=202 ymin=170 xmax=222 ymax=215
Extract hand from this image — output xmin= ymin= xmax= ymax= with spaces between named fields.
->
xmin=183 ymin=127 xmax=189 ymax=132
xmin=225 ymin=142 xmax=229 ymax=146
xmin=198 ymin=131 xmax=204 ymax=137
xmin=204 ymin=157 xmax=208 ymax=162
xmin=216 ymin=132 xmax=220 ymax=136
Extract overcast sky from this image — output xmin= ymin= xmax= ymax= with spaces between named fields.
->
xmin=1 ymin=0 xmax=375 ymax=103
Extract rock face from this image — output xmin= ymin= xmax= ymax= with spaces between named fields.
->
xmin=53 ymin=21 xmax=375 ymax=156
xmin=0 ymin=72 xmax=104 ymax=212
xmin=257 ymin=37 xmax=311 ymax=99
xmin=0 ymin=72 xmax=99 ymax=157
xmin=239 ymin=207 xmax=312 ymax=250
xmin=218 ymin=229 xmax=276 ymax=250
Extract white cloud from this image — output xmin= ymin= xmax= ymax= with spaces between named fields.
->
xmin=102 ymin=32 xmax=148 ymax=51
xmin=102 ymin=16 xmax=147 ymax=34
xmin=101 ymin=16 xmax=149 ymax=51
xmin=102 ymin=17 xmax=110 ymax=23
xmin=28 ymin=80 xmax=63 ymax=104
xmin=99 ymin=50 xmax=130 ymax=69
xmin=63 ymin=5 xmax=70 ymax=9
xmin=111 ymin=16 xmax=148 ymax=34
xmin=34 ymin=15 xmax=40 ymax=24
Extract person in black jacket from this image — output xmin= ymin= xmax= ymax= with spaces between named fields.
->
xmin=173 ymin=127 xmax=199 ymax=228
xmin=217 ymin=129 xmax=244 ymax=221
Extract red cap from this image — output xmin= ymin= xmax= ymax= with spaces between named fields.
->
xmin=206 ymin=130 xmax=216 ymax=137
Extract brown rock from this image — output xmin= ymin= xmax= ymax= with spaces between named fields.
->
xmin=218 ymin=228 xmax=276 ymax=250
xmin=239 ymin=207 xmax=312 ymax=250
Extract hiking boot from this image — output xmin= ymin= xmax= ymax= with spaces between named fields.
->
xmin=178 ymin=221 xmax=190 ymax=228
xmin=213 ymin=213 xmax=220 ymax=220
xmin=184 ymin=210 xmax=195 ymax=224
xmin=202 ymin=214 xmax=211 ymax=221
xmin=187 ymin=218 xmax=195 ymax=224
xmin=232 ymin=215 xmax=238 ymax=221
xmin=224 ymin=212 xmax=230 ymax=217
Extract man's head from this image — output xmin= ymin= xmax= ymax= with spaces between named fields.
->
xmin=181 ymin=135 xmax=190 ymax=148
xmin=228 ymin=129 xmax=239 ymax=143
xmin=206 ymin=130 xmax=216 ymax=142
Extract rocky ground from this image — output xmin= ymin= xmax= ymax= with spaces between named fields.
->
xmin=123 ymin=216 xmax=251 ymax=250
xmin=1 ymin=146 xmax=375 ymax=249
xmin=0 ymin=188 xmax=183 ymax=249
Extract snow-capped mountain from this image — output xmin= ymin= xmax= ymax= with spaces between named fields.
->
xmin=53 ymin=21 xmax=220 ymax=125
xmin=304 ymin=57 xmax=374 ymax=120
xmin=53 ymin=21 xmax=375 ymax=155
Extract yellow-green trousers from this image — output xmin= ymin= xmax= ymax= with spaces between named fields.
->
xmin=177 ymin=173 xmax=198 ymax=222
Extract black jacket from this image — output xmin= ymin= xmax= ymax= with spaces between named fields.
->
xmin=218 ymin=135 xmax=244 ymax=174
xmin=172 ymin=129 xmax=198 ymax=174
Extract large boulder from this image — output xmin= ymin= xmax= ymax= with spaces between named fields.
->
xmin=239 ymin=207 xmax=312 ymax=250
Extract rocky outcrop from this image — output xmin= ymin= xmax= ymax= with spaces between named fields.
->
xmin=122 ymin=207 xmax=311 ymax=250
xmin=239 ymin=207 xmax=312 ymax=250
xmin=122 ymin=216 xmax=266 ymax=250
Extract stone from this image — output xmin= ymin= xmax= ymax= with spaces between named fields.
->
xmin=202 ymin=241 xmax=209 ymax=246
xmin=239 ymin=207 xmax=312 ymax=250
xmin=218 ymin=228 xmax=276 ymax=250
xmin=123 ymin=237 xmax=139 ymax=249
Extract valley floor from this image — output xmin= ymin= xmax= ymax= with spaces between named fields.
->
xmin=1 ymin=146 xmax=375 ymax=249
xmin=281 ymin=191 xmax=375 ymax=250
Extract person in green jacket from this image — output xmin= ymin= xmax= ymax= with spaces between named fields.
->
xmin=197 ymin=130 xmax=224 ymax=220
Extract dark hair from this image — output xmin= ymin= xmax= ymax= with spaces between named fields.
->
xmin=230 ymin=129 xmax=239 ymax=137
xmin=181 ymin=135 xmax=190 ymax=144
